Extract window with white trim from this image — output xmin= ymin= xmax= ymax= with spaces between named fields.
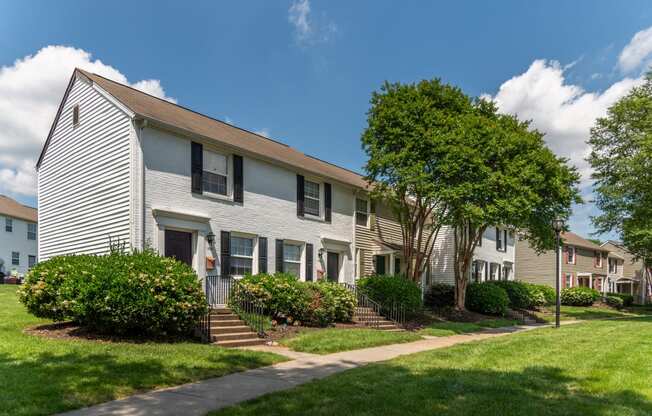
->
xmin=565 ymin=273 xmax=573 ymax=288
xmin=355 ymin=198 xmax=369 ymax=226
xmin=283 ymin=242 xmax=302 ymax=277
xmin=202 ymin=150 xmax=228 ymax=196
xmin=502 ymin=264 xmax=512 ymax=280
xmin=608 ymin=258 xmax=617 ymax=274
xmin=27 ymin=223 xmax=36 ymax=240
xmin=489 ymin=263 xmax=500 ymax=281
xmin=304 ymin=181 xmax=320 ymax=217
xmin=496 ymin=228 xmax=508 ymax=252
xmin=11 ymin=251 xmax=19 ymax=266
xmin=5 ymin=218 xmax=12 ymax=232
xmin=595 ymin=251 xmax=603 ymax=268
xmin=567 ymin=246 xmax=575 ymax=264
xmin=230 ymin=235 xmax=253 ymax=276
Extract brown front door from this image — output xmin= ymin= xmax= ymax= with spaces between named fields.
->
xmin=327 ymin=252 xmax=339 ymax=282
xmin=165 ymin=230 xmax=193 ymax=266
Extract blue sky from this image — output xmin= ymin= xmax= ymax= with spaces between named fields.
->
xmin=1 ymin=0 xmax=651 ymax=239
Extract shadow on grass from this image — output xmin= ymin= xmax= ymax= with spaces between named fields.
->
xmin=215 ymin=363 xmax=652 ymax=416
xmin=0 ymin=348 xmax=277 ymax=416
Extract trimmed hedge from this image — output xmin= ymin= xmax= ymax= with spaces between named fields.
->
xmin=522 ymin=282 xmax=556 ymax=306
xmin=18 ymin=250 xmax=208 ymax=336
xmin=424 ymin=283 xmax=455 ymax=309
xmin=606 ymin=292 xmax=634 ymax=307
xmin=238 ymin=274 xmax=356 ymax=327
xmin=357 ymin=275 xmax=422 ymax=313
xmin=604 ymin=295 xmax=624 ymax=309
xmin=466 ymin=283 xmax=509 ymax=316
xmin=561 ymin=287 xmax=598 ymax=306
xmin=487 ymin=281 xmax=532 ymax=310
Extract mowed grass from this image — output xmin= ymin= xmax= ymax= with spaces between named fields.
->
xmin=214 ymin=316 xmax=652 ymax=416
xmin=0 ymin=285 xmax=285 ymax=416
xmin=279 ymin=328 xmax=422 ymax=354
xmin=419 ymin=319 xmax=519 ymax=337
xmin=534 ymin=305 xmax=647 ymax=322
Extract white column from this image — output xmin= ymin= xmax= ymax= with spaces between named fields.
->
xmin=589 ymin=274 xmax=593 ymax=289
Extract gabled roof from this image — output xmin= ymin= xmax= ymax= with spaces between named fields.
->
xmin=43 ymin=69 xmax=368 ymax=189
xmin=0 ymin=195 xmax=37 ymax=222
xmin=562 ymin=231 xmax=608 ymax=252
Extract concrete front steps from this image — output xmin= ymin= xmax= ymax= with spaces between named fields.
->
xmin=505 ymin=308 xmax=547 ymax=325
xmin=353 ymin=307 xmax=402 ymax=331
xmin=210 ymin=308 xmax=266 ymax=347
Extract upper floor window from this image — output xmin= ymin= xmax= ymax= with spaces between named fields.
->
xmin=355 ymin=198 xmax=369 ymax=226
xmin=496 ymin=228 xmax=507 ymax=252
xmin=608 ymin=258 xmax=617 ymax=274
xmin=5 ymin=218 xmax=12 ymax=232
xmin=567 ymin=246 xmax=576 ymax=264
xmin=72 ymin=104 xmax=80 ymax=126
xmin=304 ymin=180 xmax=320 ymax=217
xmin=230 ymin=235 xmax=253 ymax=276
xmin=28 ymin=255 xmax=36 ymax=269
xmin=27 ymin=223 xmax=36 ymax=240
xmin=283 ymin=242 xmax=302 ymax=277
xmin=11 ymin=251 xmax=19 ymax=266
xmin=202 ymin=150 xmax=228 ymax=196
xmin=595 ymin=251 xmax=603 ymax=268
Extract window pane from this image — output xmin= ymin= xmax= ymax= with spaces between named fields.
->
xmin=12 ymin=251 xmax=19 ymax=265
xmin=356 ymin=198 xmax=367 ymax=212
xmin=305 ymin=181 xmax=320 ymax=199
xmin=28 ymin=255 xmax=36 ymax=268
xmin=284 ymin=261 xmax=300 ymax=277
xmin=231 ymin=236 xmax=253 ymax=257
xmin=284 ymin=244 xmax=302 ymax=262
xmin=27 ymin=223 xmax=36 ymax=240
xmin=5 ymin=218 xmax=12 ymax=232
xmin=356 ymin=212 xmax=368 ymax=226
xmin=203 ymin=150 xmax=227 ymax=175
xmin=305 ymin=197 xmax=320 ymax=216
xmin=203 ymin=171 xmax=228 ymax=195
xmin=230 ymin=257 xmax=252 ymax=276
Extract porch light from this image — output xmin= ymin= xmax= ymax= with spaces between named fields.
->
xmin=552 ymin=217 xmax=565 ymax=233
xmin=206 ymin=232 xmax=216 ymax=247
xmin=318 ymin=248 xmax=326 ymax=260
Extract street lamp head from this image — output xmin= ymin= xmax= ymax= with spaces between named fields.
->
xmin=551 ymin=217 xmax=565 ymax=233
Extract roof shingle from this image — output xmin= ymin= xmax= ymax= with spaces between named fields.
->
xmin=0 ymin=195 xmax=37 ymax=222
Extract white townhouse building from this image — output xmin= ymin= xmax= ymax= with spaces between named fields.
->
xmin=0 ymin=195 xmax=38 ymax=277
xmin=37 ymin=69 xmax=367 ymax=286
xmin=431 ymin=226 xmax=516 ymax=285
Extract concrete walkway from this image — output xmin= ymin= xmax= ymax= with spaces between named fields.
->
xmin=61 ymin=324 xmax=547 ymax=416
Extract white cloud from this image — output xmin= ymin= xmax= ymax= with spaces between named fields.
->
xmin=619 ymin=26 xmax=652 ymax=73
xmin=288 ymin=0 xmax=337 ymax=46
xmin=0 ymin=45 xmax=175 ymax=198
xmin=484 ymin=59 xmax=642 ymax=187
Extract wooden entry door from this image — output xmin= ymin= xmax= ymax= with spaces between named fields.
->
xmin=327 ymin=252 xmax=339 ymax=282
xmin=165 ymin=230 xmax=193 ymax=266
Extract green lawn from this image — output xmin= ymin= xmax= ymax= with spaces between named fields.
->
xmin=279 ymin=328 xmax=422 ymax=354
xmin=534 ymin=305 xmax=647 ymax=322
xmin=0 ymin=285 xmax=285 ymax=416
xmin=213 ymin=316 xmax=652 ymax=416
xmin=419 ymin=319 xmax=519 ymax=337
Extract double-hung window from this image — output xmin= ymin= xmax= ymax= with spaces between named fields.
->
xmin=355 ymin=198 xmax=369 ymax=226
xmin=27 ymin=223 xmax=36 ymax=240
xmin=5 ymin=218 xmax=12 ymax=232
xmin=567 ymin=246 xmax=575 ymax=264
xmin=608 ymin=258 xmax=616 ymax=274
xmin=28 ymin=255 xmax=36 ymax=269
xmin=283 ymin=242 xmax=302 ymax=277
xmin=496 ymin=228 xmax=507 ymax=252
xmin=595 ymin=251 xmax=603 ymax=268
xmin=11 ymin=251 xmax=19 ymax=265
xmin=565 ymin=273 xmax=573 ymax=288
xmin=230 ymin=236 xmax=254 ymax=276
xmin=304 ymin=181 xmax=320 ymax=217
xmin=202 ymin=150 xmax=228 ymax=196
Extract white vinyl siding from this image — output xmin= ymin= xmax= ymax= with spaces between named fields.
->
xmin=38 ymin=76 xmax=132 ymax=260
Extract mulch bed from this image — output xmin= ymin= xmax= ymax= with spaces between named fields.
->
xmin=24 ymin=321 xmax=199 ymax=344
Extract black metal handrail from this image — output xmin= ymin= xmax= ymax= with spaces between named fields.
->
xmin=196 ymin=309 xmax=211 ymax=342
xmin=228 ymin=279 xmax=267 ymax=336
xmin=341 ymin=282 xmax=406 ymax=329
xmin=205 ymin=273 xmax=234 ymax=306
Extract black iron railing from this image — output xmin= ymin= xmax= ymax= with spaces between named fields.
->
xmin=228 ymin=279 xmax=267 ymax=336
xmin=341 ymin=282 xmax=407 ymax=329
xmin=205 ymin=273 xmax=233 ymax=306
xmin=196 ymin=309 xmax=211 ymax=342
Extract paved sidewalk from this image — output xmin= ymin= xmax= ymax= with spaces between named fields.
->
xmin=61 ymin=324 xmax=546 ymax=416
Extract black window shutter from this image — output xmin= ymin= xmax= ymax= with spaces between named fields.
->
xmin=324 ymin=182 xmax=332 ymax=223
xmin=275 ymin=239 xmax=284 ymax=273
xmin=296 ymin=174 xmax=305 ymax=217
xmin=306 ymin=243 xmax=314 ymax=281
xmin=258 ymin=237 xmax=268 ymax=274
xmin=191 ymin=142 xmax=203 ymax=194
xmin=220 ymin=231 xmax=230 ymax=276
xmin=495 ymin=227 xmax=500 ymax=250
xmin=233 ymin=155 xmax=244 ymax=203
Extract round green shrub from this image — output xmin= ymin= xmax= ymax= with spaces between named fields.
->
xmin=465 ymin=283 xmax=509 ymax=316
xmin=424 ymin=283 xmax=455 ymax=309
xmin=561 ymin=287 xmax=595 ymax=306
xmin=487 ymin=281 xmax=532 ymax=309
xmin=19 ymin=250 xmax=208 ymax=336
xmin=357 ymin=275 xmax=422 ymax=313
xmin=607 ymin=292 xmax=634 ymax=307
xmin=604 ymin=295 xmax=624 ymax=309
xmin=314 ymin=281 xmax=356 ymax=322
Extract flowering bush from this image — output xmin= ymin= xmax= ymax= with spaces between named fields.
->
xmin=19 ymin=250 xmax=207 ymax=336
xmin=561 ymin=287 xmax=597 ymax=306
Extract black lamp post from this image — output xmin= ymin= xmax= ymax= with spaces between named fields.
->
xmin=551 ymin=217 xmax=565 ymax=328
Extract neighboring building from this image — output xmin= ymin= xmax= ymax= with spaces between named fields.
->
xmin=516 ymin=231 xmax=609 ymax=292
xmin=601 ymin=240 xmax=648 ymax=303
xmin=38 ymin=69 xmax=367 ymax=286
xmin=0 ymin=195 xmax=38 ymax=276
xmin=431 ymin=226 xmax=516 ymax=286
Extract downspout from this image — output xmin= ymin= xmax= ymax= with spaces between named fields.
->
xmin=352 ymin=189 xmax=358 ymax=283
xmin=134 ymin=118 xmax=148 ymax=251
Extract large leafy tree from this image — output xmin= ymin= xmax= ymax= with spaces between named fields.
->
xmin=362 ymin=79 xmax=580 ymax=309
xmin=588 ymin=71 xmax=652 ymax=296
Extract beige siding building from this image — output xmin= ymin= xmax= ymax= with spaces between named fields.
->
xmin=516 ymin=231 xmax=609 ymax=292
xmin=601 ymin=241 xmax=648 ymax=303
